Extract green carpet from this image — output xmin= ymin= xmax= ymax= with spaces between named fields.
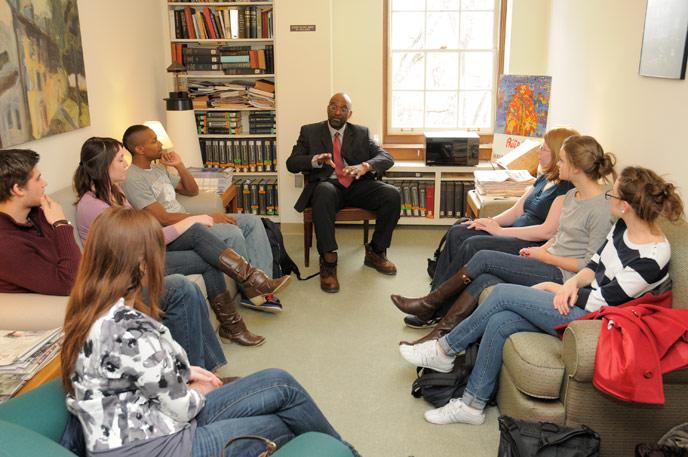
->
xmin=219 ymin=225 xmax=501 ymax=457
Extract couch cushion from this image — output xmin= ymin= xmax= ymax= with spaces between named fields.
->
xmin=502 ymin=332 xmax=564 ymax=399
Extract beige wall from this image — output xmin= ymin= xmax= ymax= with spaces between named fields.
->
xmin=9 ymin=0 xmax=167 ymax=194
xmin=506 ymin=0 xmax=550 ymax=75
xmin=546 ymin=0 xmax=688 ymax=192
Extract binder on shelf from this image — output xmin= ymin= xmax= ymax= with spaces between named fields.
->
xmin=410 ymin=182 xmax=420 ymax=217
xmin=463 ymin=181 xmax=475 ymax=217
xmin=425 ymin=182 xmax=435 ymax=219
xmin=454 ymin=181 xmax=465 ymax=218
xmin=440 ymin=181 xmax=448 ymax=217
xmin=446 ymin=182 xmax=455 ymax=218
xmin=419 ymin=182 xmax=427 ymax=217
xmin=258 ymin=179 xmax=267 ymax=215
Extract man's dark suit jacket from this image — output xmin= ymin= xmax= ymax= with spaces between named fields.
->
xmin=286 ymin=121 xmax=394 ymax=212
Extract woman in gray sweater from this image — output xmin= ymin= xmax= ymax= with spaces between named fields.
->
xmin=392 ymin=135 xmax=616 ymax=344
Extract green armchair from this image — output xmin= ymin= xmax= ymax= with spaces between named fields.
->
xmin=0 ymin=381 xmax=354 ymax=457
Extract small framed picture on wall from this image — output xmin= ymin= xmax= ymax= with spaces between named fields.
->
xmin=639 ymin=0 xmax=688 ymax=80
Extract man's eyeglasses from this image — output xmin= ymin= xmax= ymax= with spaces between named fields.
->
xmin=604 ymin=191 xmax=623 ymax=201
xmin=327 ymin=104 xmax=349 ymax=114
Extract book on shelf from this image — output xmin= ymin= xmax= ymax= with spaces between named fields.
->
xmin=418 ymin=182 xmax=427 ymax=217
xmin=233 ymin=177 xmax=278 ymax=216
xmin=454 ymin=181 xmax=464 ymax=218
xmin=171 ymin=5 xmax=273 ymax=40
xmin=425 ymin=182 xmax=435 ymax=219
xmin=440 ymin=181 xmax=448 ymax=217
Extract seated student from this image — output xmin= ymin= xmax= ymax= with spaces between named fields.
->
xmin=73 ymin=137 xmax=292 ymax=345
xmin=399 ymin=166 xmax=683 ymax=426
xmin=392 ymin=135 xmax=616 ymax=345
xmin=120 ymin=125 xmax=275 ymax=286
xmin=63 ymin=207 xmax=360 ymax=457
xmin=408 ymin=127 xmax=577 ymax=328
xmin=0 ymin=149 xmax=225 ymax=372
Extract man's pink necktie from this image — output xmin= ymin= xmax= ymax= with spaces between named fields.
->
xmin=332 ymin=132 xmax=352 ymax=188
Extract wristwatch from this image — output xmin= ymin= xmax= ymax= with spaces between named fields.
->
xmin=52 ymin=219 xmax=72 ymax=229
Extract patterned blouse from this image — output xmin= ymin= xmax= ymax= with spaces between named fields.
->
xmin=66 ymin=299 xmax=205 ymax=453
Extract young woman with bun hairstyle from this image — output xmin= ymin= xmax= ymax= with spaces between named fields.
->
xmin=393 ymin=135 xmax=617 ymax=345
xmin=399 ymin=166 xmax=683 ymax=426
xmin=406 ymin=127 xmax=577 ymax=329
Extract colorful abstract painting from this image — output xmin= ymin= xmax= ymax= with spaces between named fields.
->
xmin=495 ymin=75 xmax=551 ymax=138
xmin=0 ymin=0 xmax=89 ymax=148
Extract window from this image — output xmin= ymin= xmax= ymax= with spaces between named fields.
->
xmin=384 ymin=0 xmax=506 ymax=142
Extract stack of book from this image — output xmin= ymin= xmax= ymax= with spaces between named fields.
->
xmin=188 ymin=79 xmax=276 ymax=109
xmin=170 ymin=5 xmax=273 ymax=40
xmin=175 ymin=45 xmax=274 ymax=75
xmin=233 ymin=177 xmax=279 ymax=216
xmin=248 ymin=111 xmax=275 ymax=134
xmin=187 ymin=167 xmax=233 ymax=196
xmin=196 ymin=111 xmax=242 ymax=135
xmin=0 ymin=328 xmax=62 ymax=402
xmin=201 ymin=138 xmax=277 ymax=172
xmin=386 ymin=181 xmax=436 ymax=218
xmin=474 ymin=170 xmax=535 ymax=197
xmin=247 ymin=79 xmax=275 ymax=109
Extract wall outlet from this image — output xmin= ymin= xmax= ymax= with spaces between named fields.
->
xmin=295 ymin=174 xmax=304 ymax=188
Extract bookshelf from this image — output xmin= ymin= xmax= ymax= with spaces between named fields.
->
xmin=385 ymin=161 xmax=496 ymax=226
xmin=166 ymin=0 xmax=279 ymax=221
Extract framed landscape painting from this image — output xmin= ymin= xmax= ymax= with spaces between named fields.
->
xmin=639 ymin=0 xmax=688 ymax=80
xmin=0 ymin=0 xmax=90 ymax=148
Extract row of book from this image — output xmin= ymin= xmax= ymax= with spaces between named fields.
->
xmin=0 ymin=328 xmax=62 ymax=402
xmin=172 ymin=44 xmax=274 ymax=75
xmin=170 ymin=5 xmax=272 ymax=40
xmin=233 ymin=177 xmax=279 ymax=216
xmin=439 ymin=180 xmax=475 ymax=218
xmin=195 ymin=111 xmax=275 ymax=135
xmin=201 ymin=138 xmax=277 ymax=172
xmin=189 ymin=79 xmax=275 ymax=109
xmin=384 ymin=180 xmax=475 ymax=218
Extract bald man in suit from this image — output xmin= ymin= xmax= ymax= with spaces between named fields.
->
xmin=287 ymin=93 xmax=401 ymax=293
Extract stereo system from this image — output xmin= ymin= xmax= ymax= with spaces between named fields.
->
xmin=424 ymin=131 xmax=480 ymax=166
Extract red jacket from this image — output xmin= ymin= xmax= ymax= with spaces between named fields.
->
xmin=559 ymin=291 xmax=688 ymax=404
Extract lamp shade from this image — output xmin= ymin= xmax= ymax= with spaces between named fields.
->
xmin=165 ymin=110 xmax=203 ymax=168
xmin=143 ymin=121 xmax=174 ymax=150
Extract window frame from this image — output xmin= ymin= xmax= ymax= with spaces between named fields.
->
xmin=383 ymin=0 xmax=508 ymax=146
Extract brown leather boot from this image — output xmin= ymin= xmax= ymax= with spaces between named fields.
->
xmin=400 ymin=291 xmax=479 ymax=346
xmin=320 ymin=252 xmax=339 ymax=293
xmin=209 ymin=291 xmax=265 ymax=346
xmin=218 ymin=249 xmax=291 ymax=305
xmin=364 ymin=243 xmax=397 ymax=275
xmin=390 ymin=267 xmax=472 ymax=321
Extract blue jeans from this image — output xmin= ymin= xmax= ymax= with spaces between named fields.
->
xmin=434 ymin=250 xmax=565 ymax=318
xmin=438 ymin=284 xmax=587 ymax=409
xmin=192 ymin=368 xmax=359 ymax=457
xmin=159 ymin=275 xmax=226 ymax=372
xmin=209 ymin=214 xmax=273 ymax=278
xmin=432 ymin=224 xmax=541 ymax=289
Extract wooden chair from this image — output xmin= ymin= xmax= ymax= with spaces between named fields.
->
xmin=303 ymin=207 xmax=376 ymax=267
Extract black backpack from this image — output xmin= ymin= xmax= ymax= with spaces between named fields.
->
xmin=261 ymin=218 xmax=317 ymax=280
xmin=426 ymin=217 xmax=471 ymax=278
xmin=411 ymin=342 xmax=497 ymax=407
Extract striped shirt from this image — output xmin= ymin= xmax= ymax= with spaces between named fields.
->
xmin=577 ymin=220 xmax=670 ymax=312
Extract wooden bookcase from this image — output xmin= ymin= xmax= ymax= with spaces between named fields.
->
xmin=167 ymin=1 xmax=279 ymax=222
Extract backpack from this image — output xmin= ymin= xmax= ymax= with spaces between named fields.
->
xmin=261 ymin=218 xmax=318 ymax=280
xmin=411 ymin=342 xmax=496 ymax=407
xmin=426 ymin=218 xmax=471 ymax=278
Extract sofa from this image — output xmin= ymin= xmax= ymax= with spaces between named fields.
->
xmin=495 ymin=219 xmax=688 ymax=457
xmin=0 ymin=380 xmax=354 ymax=457
xmin=0 ymin=186 xmax=237 ymax=331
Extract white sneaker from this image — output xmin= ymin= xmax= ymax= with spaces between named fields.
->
xmin=424 ymin=398 xmax=486 ymax=425
xmin=399 ymin=340 xmax=454 ymax=373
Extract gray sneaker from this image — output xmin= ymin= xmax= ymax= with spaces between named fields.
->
xmin=240 ymin=297 xmax=283 ymax=313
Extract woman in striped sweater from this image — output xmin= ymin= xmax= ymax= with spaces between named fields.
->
xmin=399 ymin=166 xmax=684 ymax=426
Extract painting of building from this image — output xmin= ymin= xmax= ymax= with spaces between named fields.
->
xmin=0 ymin=0 xmax=89 ymax=148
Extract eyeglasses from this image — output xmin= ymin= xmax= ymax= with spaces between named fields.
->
xmin=327 ymin=103 xmax=349 ymax=114
xmin=604 ymin=191 xmax=623 ymax=201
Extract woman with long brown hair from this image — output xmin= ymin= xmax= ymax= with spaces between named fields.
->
xmin=73 ymin=137 xmax=292 ymax=347
xmin=399 ymin=166 xmax=683 ymax=425
xmin=63 ymin=207 xmax=359 ymax=457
